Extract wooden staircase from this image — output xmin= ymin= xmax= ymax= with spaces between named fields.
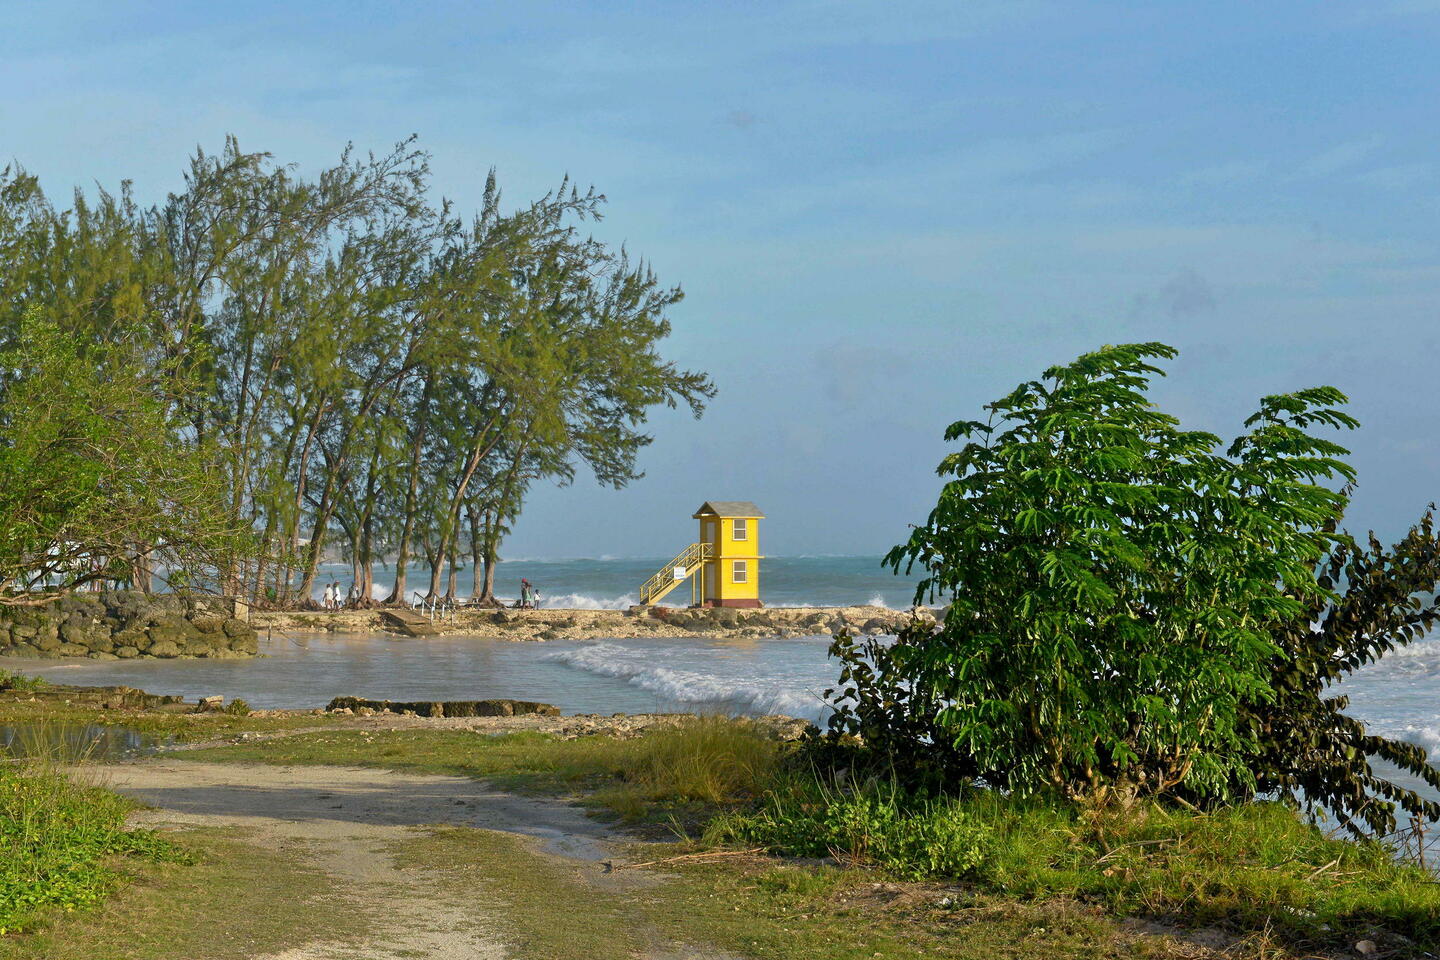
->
xmin=639 ymin=542 xmax=712 ymax=605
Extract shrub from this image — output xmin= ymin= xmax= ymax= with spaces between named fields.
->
xmin=224 ymin=698 xmax=251 ymax=717
xmin=0 ymin=669 xmax=46 ymax=692
xmin=712 ymin=778 xmax=994 ymax=880
xmin=0 ymin=763 xmax=188 ymax=933
xmin=829 ymin=342 xmax=1438 ymax=821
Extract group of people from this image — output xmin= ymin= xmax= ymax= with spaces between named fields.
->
xmin=314 ymin=579 xmax=541 ymax=609
xmin=516 ymin=578 xmax=543 ymax=609
xmin=320 ymin=582 xmax=357 ymax=610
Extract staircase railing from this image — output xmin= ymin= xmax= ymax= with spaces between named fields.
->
xmin=409 ymin=591 xmax=457 ymax=621
xmin=639 ymin=542 xmax=713 ymax=605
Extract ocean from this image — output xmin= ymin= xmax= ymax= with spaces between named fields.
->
xmin=319 ymin=554 xmax=927 ymax=610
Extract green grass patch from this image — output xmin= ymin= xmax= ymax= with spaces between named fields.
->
xmin=0 ymin=764 xmax=189 ymax=935
xmin=396 ymin=826 xmax=1197 ymax=960
xmin=175 ymin=718 xmax=1440 ymax=954
xmin=712 ymin=775 xmax=1440 ymax=952
xmin=182 ymin=715 xmax=786 ymax=827
xmin=0 ymin=828 xmax=371 ymax=959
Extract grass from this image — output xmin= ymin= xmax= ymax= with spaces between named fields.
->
xmin=181 ymin=715 xmax=787 ymax=829
xmin=182 ymin=719 xmax=1440 ymax=955
xmin=393 ymin=825 xmax=1210 ymax=960
xmin=712 ymin=774 xmax=1440 ymax=951
xmin=0 ymin=697 xmax=337 ymax=743
xmin=0 ymin=762 xmax=188 ymax=935
xmin=0 ymin=828 xmax=372 ymax=960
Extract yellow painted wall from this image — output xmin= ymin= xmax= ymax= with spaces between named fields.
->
xmin=698 ymin=514 xmax=761 ymax=603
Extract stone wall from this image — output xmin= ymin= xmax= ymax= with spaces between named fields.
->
xmin=0 ymin=592 xmax=258 ymax=661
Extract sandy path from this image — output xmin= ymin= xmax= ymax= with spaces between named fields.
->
xmin=103 ymin=761 xmax=632 ymax=960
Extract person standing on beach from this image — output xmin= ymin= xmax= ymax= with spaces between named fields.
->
xmin=321 ymin=583 xmax=333 ymax=610
xmin=519 ymin=579 xmax=531 ymax=609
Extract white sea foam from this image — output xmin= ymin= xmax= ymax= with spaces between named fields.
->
xmin=545 ymin=642 xmax=827 ymax=717
xmin=772 ymin=593 xmax=895 ymax=609
xmin=1397 ymin=724 xmax=1440 ymax=756
xmin=540 ymin=592 xmax=639 ymax=611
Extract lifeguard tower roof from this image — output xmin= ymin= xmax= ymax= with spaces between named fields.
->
xmin=692 ymin=501 xmax=765 ymax=518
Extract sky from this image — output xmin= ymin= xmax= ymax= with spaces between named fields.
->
xmin=3 ymin=1 xmax=1440 ymax=560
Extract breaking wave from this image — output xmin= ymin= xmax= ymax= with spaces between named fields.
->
xmin=540 ymin=592 xmax=639 ymax=610
xmin=544 ymin=642 xmax=828 ymax=718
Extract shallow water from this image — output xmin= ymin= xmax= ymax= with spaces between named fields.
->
xmin=0 ymin=722 xmax=169 ymax=761
xmin=0 ymin=631 xmax=838 ymax=722
xmin=4 ymin=625 xmax=1437 ymax=807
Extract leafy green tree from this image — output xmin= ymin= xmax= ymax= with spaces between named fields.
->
xmin=1233 ymin=512 xmax=1440 ymax=836
xmin=0 ymin=311 xmax=243 ymax=600
xmin=833 ymin=343 xmax=1360 ymax=802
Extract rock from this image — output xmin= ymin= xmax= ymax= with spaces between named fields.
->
xmin=191 ymin=617 xmax=226 ymax=634
xmin=147 ymin=622 xmax=187 ymax=647
xmin=861 ymin=617 xmax=889 ymax=635
xmin=221 ymin=618 xmax=251 ymax=638
xmin=229 ymin=634 xmax=259 ymax=655
xmin=114 ymin=645 xmax=140 ymax=659
xmin=197 ymin=695 xmax=224 ymax=712
xmin=325 ymin=696 xmax=561 ymax=718
xmin=182 ymin=640 xmax=213 ymax=657
xmin=148 ymin=639 xmax=182 ymax=658
xmin=8 ymin=643 xmax=42 ymax=658
xmin=87 ymin=651 xmax=119 ymax=661
xmin=1355 ymin=941 xmax=1378 ymax=957
xmin=11 ymin=624 xmax=38 ymax=640
xmin=55 ymin=642 xmax=90 ymax=657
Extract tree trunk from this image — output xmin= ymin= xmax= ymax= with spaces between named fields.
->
xmin=386 ymin=377 xmax=433 ymax=604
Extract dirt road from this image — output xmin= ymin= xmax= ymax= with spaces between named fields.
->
xmin=103 ymin=761 xmax=651 ymax=960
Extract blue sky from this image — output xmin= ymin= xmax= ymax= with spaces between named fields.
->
xmin=4 ymin=1 xmax=1440 ymax=559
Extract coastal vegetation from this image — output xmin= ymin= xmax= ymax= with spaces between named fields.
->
xmin=0 ymin=759 xmax=186 ymax=935
xmin=0 ymin=139 xmax=711 ymax=606
xmin=830 ymin=343 xmax=1439 ymax=835
xmin=177 ymin=718 xmax=1440 ymax=953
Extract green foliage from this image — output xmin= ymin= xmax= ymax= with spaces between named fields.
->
xmin=0 ymin=140 xmax=712 ymax=605
xmin=0 ymin=764 xmax=189 ymax=934
xmin=1233 ymin=510 xmax=1440 ymax=837
xmin=0 ymin=670 xmax=45 ymax=692
xmin=715 ymin=776 xmax=1440 ymax=949
xmin=712 ymin=780 xmax=994 ymax=880
xmin=222 ymin=699 xmax=251 ymax=717
xmin=0 ymin=310 xmax=245 ymax=597
xmin=830 ymin=343 xmax=1362 ymax=801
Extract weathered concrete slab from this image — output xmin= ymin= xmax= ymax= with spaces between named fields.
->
xmin=379 ymin=609 xmax=441 ymax=637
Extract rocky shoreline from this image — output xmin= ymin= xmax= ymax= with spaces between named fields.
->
xmin=0 ymin=674 xmax=814 ymax=742
xmin=0 ymin=592 xmax=259 ymax=661
xmin=253 ymin=603 xmax=933 ymax=642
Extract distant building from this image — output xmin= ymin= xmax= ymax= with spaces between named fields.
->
xmin=638 ymin=501 xmax=765 ymax=608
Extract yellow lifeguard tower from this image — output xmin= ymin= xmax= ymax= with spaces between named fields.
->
xmin=638 ymin=501 xmax=765 ymax=608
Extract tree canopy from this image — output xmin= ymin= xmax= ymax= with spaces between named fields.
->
xmin=0 ymin=137 xmax=712 ymax=603
xmin=827 ymin=342 xmax=1438 ymax=834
